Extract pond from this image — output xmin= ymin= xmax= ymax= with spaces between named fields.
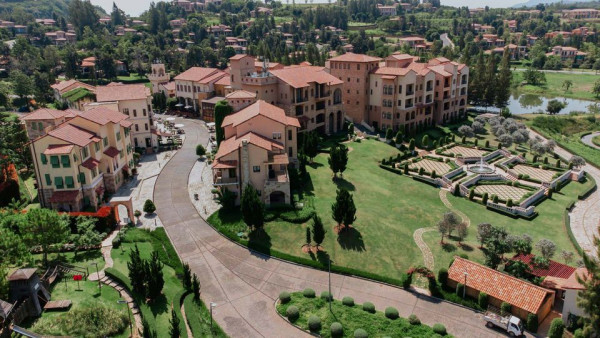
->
xmin=473 ymin=93 xmax=599 ymax=115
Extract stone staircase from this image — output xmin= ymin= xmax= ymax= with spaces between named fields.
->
xmin=99 ymin=275 xmax=143 ymax=337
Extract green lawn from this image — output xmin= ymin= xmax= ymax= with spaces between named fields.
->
xmin=116 ymin=73 xmax=149 ymax=84
xmin=593 ymin=135 xmax=600 ymax=147
xmin=513 ymin=70 xmax=599 ymax=101
xmin=276 ymin=292 xmax=449 ymax=337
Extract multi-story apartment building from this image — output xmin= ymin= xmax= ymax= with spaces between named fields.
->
xmin=229 ymin=54 xmax=344 ymax=134
xmin=20 ymin=108 xmax=79 ymax=140
xmin=561 ymin=9 xmax=600 ymax=20
xmin=94 ymin=83 xmax=158 ymax=151
xmin=26 ymin=107 xmax=134 ymax=212
xmin=174 ymin=67 xmax=227 ymax=113
xmin=327 ymin=52 xmax=468 ymax=132
xmin=212 ymin=100 xmax=300 ymax=205
xmin=547 ymin=46 xmax=587 ymax=65
xmin=226 ymin=90 xmax=257 ymax=112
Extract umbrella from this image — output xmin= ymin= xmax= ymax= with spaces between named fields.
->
xmin=175 ymin=103 xmax=183 ymax=107
xmin=184 ymin=105 xmax=193 ymax=109
xmin=166 ymin=117 xmax=176 ymax=121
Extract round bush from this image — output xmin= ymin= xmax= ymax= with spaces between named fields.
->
xmin=278 ymin=291 xmax=291 ymax=304
xmin=302 ymin=288 xmax=316 ymax=298
xmin=320 ymin=291 xmax=333 ymax=301
xmin=308 ymin=315 xmax=321 ymax=331
xmin=330 ymin=322 xmax=343 ymax=337
xmin=408 ymin=314 xmax=421 ymax=325
xmin=362 ymin=302 xmax=375 ymax=313
xmin=433 ymin=323 xmax=447 ymax=336
xmin=384 ymin=307 xmax=399 ymax=319
xmin=342 ymin=296 xmax=354 ymax=307
xmin=286 ymin=306 xmax=299 ymax=322
xmin=354 ymin=328 xmax=368 ymax=338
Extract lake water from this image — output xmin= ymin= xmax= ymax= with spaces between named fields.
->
xmin=474 ymin=93 xmax=599 ymax=115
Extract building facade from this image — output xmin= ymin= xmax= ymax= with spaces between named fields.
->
xmin=173 ymin=67 xmax=227 ymax=113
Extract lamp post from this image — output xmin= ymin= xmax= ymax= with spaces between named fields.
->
xmin=463 ymin=272 xmax=468 ymax=299
xmin=210 ymin=302 xmax=216 ymax=334
xmin=117 ymin=300 xmax=133 ymax=337
xmin=91 ymin=262 xmax=101 ymax=294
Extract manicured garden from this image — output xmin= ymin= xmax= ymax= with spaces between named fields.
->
xmin=276 ymin=290 xmax=450 ymax=337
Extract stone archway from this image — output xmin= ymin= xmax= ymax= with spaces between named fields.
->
xmin=109 ymin=196 xmax=134 ymax=225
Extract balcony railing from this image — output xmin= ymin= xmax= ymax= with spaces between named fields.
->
xmin=267 ymin=170 xmax=289 ymax=183
xmin=213 ymin=176 xmax=238 ymax=185
xmin=316 ymin=91 xmax=330 ymax=99
xmin=295 ymin=96 xmax=308 ymax=103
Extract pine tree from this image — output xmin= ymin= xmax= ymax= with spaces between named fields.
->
xmin=343 ymin=191 xmax=357 ymax=228
xmin=483 ymin=53 xmax=497 ymax=109
xmin=331 ymin=189 xmax=347 ymax=228
xmin=146 ymin=251 xmax=165 ymax=300
xmin=169 ymin=308 xmax=181 ymax=338
xmin=312 ymin=214 xmax=326 ymax=249
xmin=495 ymin=47 xmax=512 ymax=108
xmin=469 ymin=51 xmax=485 ymax=105
xmin=241 ymin=185 xmax=265 ymax=229
xmin=192 ymin=273 xmax=201 ymax=301
xmin=182 ymin=262 xmax=192 ymax=291
xmin=127 ymin=244 xmax=146 ymax=295
xmin=214 ymin=101 xmax=233 ymax=146
xmin=305 ymin=226 xmax=311 ymax=247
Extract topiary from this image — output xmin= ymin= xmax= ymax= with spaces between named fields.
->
xmin=419 ymin=167 xmax=425 ymax=175
xmin=279 ymin=291 xmax=291 ymax=304
xmin=507 ymin=199 xmax=513 ymax=207
xmin=354 ymin=328 xmax=368 ymax=338
xmin=362 ymin=302 xmax=375 ymax=313
xmin=408 ymin=314 xmax=421 ymax=325
xmin=438 ymin=268 xmax=448 ymax=285
xmin=385 ymin=307 xmax=399 ymax=319
xmin=492 ymin=195 xmax=499 ymax=203
xmin=527 ymin=313 xmax=538 ymax=333
xmin=303 ymin=288 xmax=316 ymax=298
xmin=330 ymin=322 xmax=343 ymax=337
xmin=548 ymin=318 xmax=564 ymax=338
xmin=286 ymin=306 xmax=299 ymax=321
xmin=320 ymin=291 xmax=333 ymax=301
xmin=478 ymin=292 xmax=489 ymax=309
xmin=469 ymin=189 xmax=475 ymax=200
xmin=433 ymin=323 xmax=447 ymax=336
xmin=481 ymin=192 xmax=488 ymax=205
xmin=143 ymin=199 xmax=156 ymax=214
xmin=485 ymin=140 xmax=490 ymax=148
xmin=342 ymin=296 xmax=354 ymax=307
xmin=308 ymin=315 xmax=321 ymax=332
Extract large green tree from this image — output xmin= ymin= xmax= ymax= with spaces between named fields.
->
xmin=328 ymin=144 xmax=348 ymax=178
xmin=240 ymin=185 xmax=265 ymax=229
xmin=214 ymin=100 xmax=233 ymax=146
xmin=146 ymin=251 xmax=164 ymax=300
xmin=576 ymin=230 xmax=600 ymax=337
xmin=20 ymin=209 xmax=69 ymax=264
xmin=68 ymin=0 xmax=100 ymax=36
xmin=495 ymin=47 xmax=512 ymax=108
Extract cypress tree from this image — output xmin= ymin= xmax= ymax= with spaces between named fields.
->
xmin=147 ymin=251 xmax=165 ymax=300
xmin=192 ymin=273 xmax=201 ymax=301
xmin=495 ymin=47 xmax=512 ymax=108
xmin=182 ymin=262 xmax=192 ymax=291
xmin=169 ymin=308 xmax=181 ymax=338
xmin=469 ymin=51 xmax=485 ymax=105
xmin=483 ymin=54 xmax=497 ymax=109
xmin=312 ymin=214 xmax=326 ymax=248
xmin=241 ymin=185 xmax=265 ymax=229
xmin=127 ymin=244 xmax=146 ymax=295
xmin=214 ymin=101 xmax=233 ymax=146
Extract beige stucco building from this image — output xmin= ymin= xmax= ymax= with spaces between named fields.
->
xmin=212 ymin=100 xmax=300 ymax=205
xmin=173 ymin=67 xmax=228 ymax=113
xmin=25 ymin=107 xmax=134 ymax=212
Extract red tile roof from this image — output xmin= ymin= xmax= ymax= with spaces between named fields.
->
xmin=215 ymin=132 xmax=284 ymax=160
xmin=448 ymin=257 xmax=554 ymax=314
xmin=43 ymin=144 xmax=74 ymax=155
xmin=103 ymin=146 xmax=120 ymax=158
xmin=49 ymin=190 xmax=80 ymax=203
xmin=225 ymin=90 xmax=256 ymax=99
xmin=77 ymin=107 xmax=132 ymax=128
xmin=511 ymin=254 xmax=576 ymax=279
xmin=215 ymin=76 xmax=231 ymax=86
xmin=95 ymin=84 xmax=150 ymax=102
xmin=20 ymin=108 xmax=79 ymax=121
xmin=328 ymin=52 xmax=382 ymax=63
xmin=174 ymin=67 xmax=224 ymax=83
xmin=51 ymin=79 xmax=95 ymax=94
xmin=48 ymin=124 xmax=99 ymax=147
xmin=373 ymin=67 xmax=413 ymax=76
xmin=270 ymin=66 xmax=343 ymax=88
xmin=222 ymin=100 xmax=300 ymax=128
xmin=81 ymin=157 xmax=100 ymax=170
xmin=542 ymin=268 xmax=588 ymax=291
xmin=212 ymin=160 xmax=237 ymax=169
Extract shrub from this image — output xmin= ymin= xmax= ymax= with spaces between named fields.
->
xmin=279 ymin=291 xmax=291 ymax=304
xmin=408 ymin=314 xmax=421 ymax=325
xmin=574 ymin=329 xmax=584 ymax=338
xmin=286 ymin=306 xmax=299 ymax=321
xmin=362 ymin=302 xmax=375 ymax=313
xmin=437 ymin=268 xmax=448 ymax=285
xmin=143 ymin=199 xmax=156 ymax=214
xmin=492 ymin=195 xmax=499 ymax=203
xmin=308 ymin=315 xmax=321 ymax=331
xmin=501 ymin=302 xmax=512 ymax=316
xmin=478 ymin=292 xmax=489 ymax=309
xmin=548 ymin=318 xmax=564 ymax=338
xmin=456 ymin=283 xmax=465 ymax=297
xmin=196 ymin=144 xmax=206 ymax=157
xmin=469 ymin=189 xmax=475 ymax=200
xmin=485 ymin=140 xmax=490 ymax=147
xmin=432 ymin=324 xmax=447 ymax=336
xmin=419 ymin=167 xmax=425 ymax=175
xmin=330 ymin=322 xmax=343 ymax=337
xmin=320 ymin=291 xmax=333 ymax=301
xmin=402 ymin=273 xmax=412 ymax=289
xmin=385 ymin=307 xmax=399 ymax=319
xmin=481 ymin=192 xmax=489 ymax=205
xmin=303 ymin=288 xmax=316 ymax=298
xmin=354 ymin=328 xmax=368 ymax=338
xmin=431 ymin=170 xmax=437 ymax=178
xmin=507 ymin=199 xmax=513 ymax=207
xmin=527 ymin=313 xmax=538 ymax=333
xmin=342 ymin=296 xmax=354 ymax=307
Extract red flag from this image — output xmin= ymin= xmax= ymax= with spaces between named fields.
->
xmin=73 ymin=275 xmax=83 ymax=281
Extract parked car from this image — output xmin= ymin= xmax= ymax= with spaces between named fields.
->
xmin=483 ymin=311 xmax=524 ymax=337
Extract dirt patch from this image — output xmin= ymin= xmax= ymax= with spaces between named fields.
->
xmin=333 ymin=224 xmax=354 ymax=234
xmin=301 ymin=244 xmax=323 ymax=253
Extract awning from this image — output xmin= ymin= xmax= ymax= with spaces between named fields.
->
xmin=175 ymin=103 xmax=184 ymax=107
xmin=103 ymin=146 xmax=119 ymax=158
xmin=43 ymin=144 xmax=74 ymax=155
xmin=81 ymin=157 xmax=100 ymax=170
xmin=49 ymin=190 xmax=80 ymax=203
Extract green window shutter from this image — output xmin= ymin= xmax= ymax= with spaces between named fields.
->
xmin=38 ymin=122 xmax=43 ymax=130
xmin=44 ymin=174 xmax=51 ymax=185
xmin=79 ymin=173 xmax=86 ymax=184
xmin=55 ymin=176 xmax=63 ymax=189
xmin=61 ymin=155 xmax=71 ymax=168
xmin=103 ymin=137 xmax=108 ymax=147
xmin=65 ymin=176 xmax=74 ymax=188
xmin=32 ymin=122 xmax=37 ymax=130
xmin=50 ymin=156 xmax=60 ymax=168
xmin=116 ymin=132 xmax=121 ymax=141
xmin=95 ymin=142 xmax=99 ymax=152
xmin=41 ymin=153 xmax=47 ymax=164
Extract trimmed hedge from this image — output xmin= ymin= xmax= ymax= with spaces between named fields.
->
xmin=433 ymin=323 xmax=447 ymax=336
xmin=408 ymin=314 xmax=421 ymax=325
xmin=279 ymin=291 xmax=291 ymax=304
xmin=320 ymin=291 xmax=333 ymax=301
xmin=331 ymin=322 xmax=343 ymax=337
xmin=286 ymin=306 xmax=299 ymax=321
xmin=342 ymin=296 xmax=355 ymax=307
xmin=354 ymin=328 xmax=368 ymax=338
xmin=362 ymin=302 xmax=375 ymax=313
xmin=527 ymin=313 xmax=538 ymax=333
xmin=384 ymin=307 xmax=399 ymax=319
xmin=478 ymin=292 xmax=489 ymax=309
xmin=303 ymin=288 xmax=316 ymax=298
xmin=501 ymin=302 xmax=512 ymax=315
xmin=308 ymin=315 xmax=321 ymax=331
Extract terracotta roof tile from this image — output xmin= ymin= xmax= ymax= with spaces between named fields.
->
xmin=43 ymin=144 xmax=74 ymax=155
xmin=103 ymin=146 xmax=120 ymax=158
xmin=81 ymin=157 xmax=100 ymax=170
xmin=511 ymin=254 xmax=576 ymax=279
xmin=51 ymin=80 xmax=95 ymax=94
xmin=215 ymin=132 xmax=284 ymax=160
xmin=48 ymin=124 xmax=98 ymax=147
xmin=542 ymin=268 xmax=588 ymax=290
xmin=174 ymin=67 xmax=223 ymax=83
xmin=222 ymin=100 xmax=300 ymax=128
xmin=212 ymin=160 xmax=237 ymax=169
xmin=215 ymin=76 xmax=231 ymax=86
xmin=21 ymin=108 xmax=79 ymax=121
xmin=77 ymin=107 xmax=130 ymax=127
xmin=448 ymin=257 xmax=553 ymax=314
xmin=225 ymin=90 xmax=256 ymax=99
xmin=270 ymin=66 xmax=343 ymax=88
xmin=373 ymin=67 xmax=413 ymax=76
xmin=95 ymin=84 xmax=150 ymax=102
xmin=8 ymin=268 xmax=37 ymax=281
xmin=328 ymin=52 xmax=382 ymax=63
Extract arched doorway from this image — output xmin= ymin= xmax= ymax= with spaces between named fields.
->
xmin=328 ymin=113 xmax=334 ymax=134
xmin=109 ymin=196 xmax=134 ymax=226
xmin=269 ymin=191 xmax=285 ymax=204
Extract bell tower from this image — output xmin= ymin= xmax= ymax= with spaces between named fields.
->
xmin=148 ymin=61 xmax=170 ymax=94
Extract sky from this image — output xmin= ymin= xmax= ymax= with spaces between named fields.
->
xmin=91 ymin=0 xmax=525 ymax=17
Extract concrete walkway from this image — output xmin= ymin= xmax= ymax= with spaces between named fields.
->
xmin=154 ymin=117 xmax=534 ymax=338
xmin=581 ymin=131 xmax=600 ymax=150
xmin=529 ymin=129 xmax=600 ymax=258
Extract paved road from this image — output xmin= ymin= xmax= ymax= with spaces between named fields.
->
xmin=581 ymin=132 xmax=600 ymax=150
xmin=440 ymin=33 xmax=455 ymax=49
xmin=154 ymin=117 xmax=531 ymax=337
xmin=530 ymin=129 xmax=600 ymax=258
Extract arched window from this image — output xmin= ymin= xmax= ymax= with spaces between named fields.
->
xmin=333 ymin=88 xmax=342 ymax=104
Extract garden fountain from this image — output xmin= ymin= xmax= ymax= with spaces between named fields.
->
xmin=468 ymin=157 xmax=495 ymax=174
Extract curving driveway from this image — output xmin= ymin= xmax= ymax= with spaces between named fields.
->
xmin=581 ymin=132 xmax=600 ymax=150
xmin=154 ymin=117 xmax=530 ymax=338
